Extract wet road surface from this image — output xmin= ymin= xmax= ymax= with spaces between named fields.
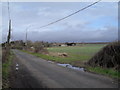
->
xmin=11 ymin=49 xmax=118 ymax=88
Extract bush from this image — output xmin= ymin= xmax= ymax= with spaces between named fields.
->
xmin=87 ymin=41 xmax=120 ymax=71
xmin=33 ymin=41 xmax=44 ymax=53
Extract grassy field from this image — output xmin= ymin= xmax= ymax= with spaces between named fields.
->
xmin=23 ymin=44 xmax=106 ymax=66
xmin=46 ymin=44 xmax=106 ymax=64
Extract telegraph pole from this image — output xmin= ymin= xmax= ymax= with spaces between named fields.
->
xmin=6 ymin=1 xmax=11 ymax=56
xmin=7 ymin=19 xmax=11 ymax=45
xmin=7 ymin=1 xmax=11 ymax=45
xmin=25 ymin=28 xmax=28 ymax=49
xmin=25 ymin=25 xmax=32 ymax=50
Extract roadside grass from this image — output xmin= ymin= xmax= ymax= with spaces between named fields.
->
xmin=86 ymin=66 xmax=120 ymax=79
xmin=2 ymin=51 xmax=13 ymax=80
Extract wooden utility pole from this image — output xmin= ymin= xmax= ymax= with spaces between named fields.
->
xmin=26 ymin=28 xmax=28 ymax=49
xmin=7 ymin=1 xmax=11 ymax=46
xmin=6 ymin=19 xmax=11 ymax=56
xmin=6 ymin=1 xmax=11 ymax=58
xmin=25 ymin=25 xmax=32 ymax=50
xmin=7 ymin=19 xmax=11 ymax=45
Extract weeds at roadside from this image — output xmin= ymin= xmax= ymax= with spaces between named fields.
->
xmin=86 ymin=66 xmax=120 ymax=79
xmin=2 ymin=51 xmax=14 ymax=88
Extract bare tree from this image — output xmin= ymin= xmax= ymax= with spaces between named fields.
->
xmin=33 ymin=41 xmax=44 ymax=53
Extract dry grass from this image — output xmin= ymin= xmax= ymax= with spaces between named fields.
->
xmin=48 ymin=52 xmax=68 ymax=57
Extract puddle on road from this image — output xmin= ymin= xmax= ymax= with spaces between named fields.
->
xmin=47 ymin=60 xmax=85 ymax=72
xmin=57 ymin=63 xmax=85 ymax=72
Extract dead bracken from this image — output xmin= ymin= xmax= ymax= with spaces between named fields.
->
xmin=48 ymin=52 xmax=68 ymax=57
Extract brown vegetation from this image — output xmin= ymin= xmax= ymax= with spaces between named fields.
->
xmin=87 ymin=41 xmax=120 ymax=71
xmin=2 ymin=47 xmax=11 ymax=63
xmin=2 ymin=48 xmax=7 ymax=63
xmin=48 ymin=52 xmax=68 ymax=57
xmin=6 ymin=40 xmax=51 ymax=54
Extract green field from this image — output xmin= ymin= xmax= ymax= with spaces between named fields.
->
xmin=46 ymin=44 xmax=106 ymax=65
xmin=22 ymin=44 xmax=106 ymax=65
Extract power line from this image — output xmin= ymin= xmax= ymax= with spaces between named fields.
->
xmin=37 ymin=0 xmax=101 ymax=29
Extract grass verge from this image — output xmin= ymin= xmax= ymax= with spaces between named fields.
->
xmin=86 ymin=66 xmax=120 ymax=79
xmin=2 ymin=51 xmax=14 ymax=88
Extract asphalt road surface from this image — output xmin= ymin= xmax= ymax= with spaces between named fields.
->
xmin=11 ymin=49 xmax=118 ymax=88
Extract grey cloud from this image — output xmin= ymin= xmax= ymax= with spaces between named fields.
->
xmin=1 ymin=2 xmax=118 ymax=43
xmin=22 ymin=26 xmax=118 ymax=42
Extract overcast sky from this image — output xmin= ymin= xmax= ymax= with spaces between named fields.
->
xmin=2 ymin=2 xmax=118 ymax=43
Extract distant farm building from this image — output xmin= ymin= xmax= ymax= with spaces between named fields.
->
xmin=65 ymin=43 xmax=76 ymax=46
xmin=51 ymin=42 xmax=77 ymax=47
